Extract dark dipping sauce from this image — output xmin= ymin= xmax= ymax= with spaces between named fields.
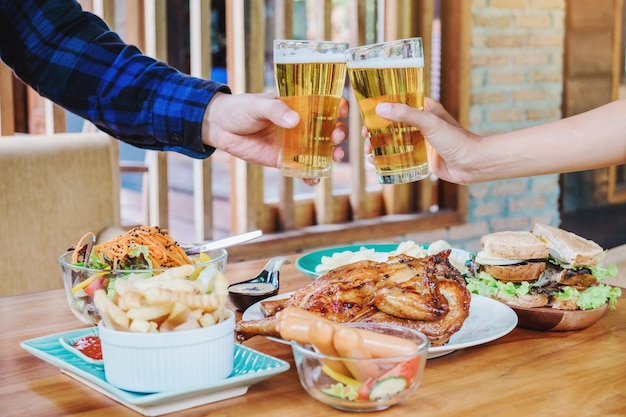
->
xmin=73 ymin=336 xmax=103 ymax=360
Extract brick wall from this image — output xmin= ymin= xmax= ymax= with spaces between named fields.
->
xmin=407 ymin=0 xmax=565 ymax=252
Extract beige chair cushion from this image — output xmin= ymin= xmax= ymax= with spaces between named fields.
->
xmin=0 ymin=133 xmax=120 ymax=296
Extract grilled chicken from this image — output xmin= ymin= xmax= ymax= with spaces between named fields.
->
xmin=236 ymin=250 xmax=471 ymax=346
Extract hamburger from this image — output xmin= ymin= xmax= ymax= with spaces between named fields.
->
xmin=467 ymin=224 xmax=621 ymax=311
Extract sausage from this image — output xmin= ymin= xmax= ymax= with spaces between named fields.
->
xmin=332 ymin=327 xmax=380 ymax=381
xmin=308 ymin=319 xmax=351 ymax=376
xmin=277 ymin=314 xmax=313 ymax=344
xmin=277 ymin=307 xmax=419 ymax=357
xmin=358 ymin=327 xmax=419 ymax=357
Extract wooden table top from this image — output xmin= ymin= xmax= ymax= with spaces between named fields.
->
xmin=2 ymin=253 xmax=625 ymax=417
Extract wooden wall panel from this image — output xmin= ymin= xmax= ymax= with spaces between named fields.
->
xmin=563 ymin=0 xmax=615 ymax=117
xmin=563 ymin=0 xmax=625 ymax=210
xmin=0 ymin=63 xmax=15 ymax=135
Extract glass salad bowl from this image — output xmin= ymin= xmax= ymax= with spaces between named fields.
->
xmin=291 ymin=322 xmax=429 ymax=412
xmin=59 ymin=248 xmax=227 ymax=325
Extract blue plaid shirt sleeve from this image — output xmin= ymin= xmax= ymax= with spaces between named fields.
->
xmin=0 ymin=0 xmax=229 ymax=159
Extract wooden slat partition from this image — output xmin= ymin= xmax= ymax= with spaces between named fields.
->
xmin=143 ymin=0 xmax=170 ymax=229
xmin=274 ymin=0 xmax=297 ymax=231
xmin=189 ymin=0 xmax=215 ymax=241
xmin=436 ymin=0 xmax=469 ymax=212
xmin=122 ymin=0 xmax=146 ymax=48
xmin=381 ymin=0 xmax=435 ymax=216
xmin=226 ymin=0 xmax=268 ymax=234
xmin=347 ymin=0 xmax=372 ymax=220
xmin=312 ymin=0 xmax=338 ymax=226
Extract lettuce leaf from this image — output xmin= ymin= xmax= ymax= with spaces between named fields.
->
xmin=552 ymin=286 xmax=579 ymax=301
xmin=577 ymin=285 xmax=621 ymax=310
xmin=123 ymin=245 xmax=152 ymax=269
xmin=465 ymin=272 xmax=499 ymax=298
xmin=467 ymin=266 xmax=621 ymax=311
xmin=87 ymin=251 xmax=109 ymax=269
xmin=465 ymin=272 xmax=530 ymax=299
xmin=93 ymin=244 xmax=154 ymax=297
xmin=589 ymin=264 xmax=618 ymax=281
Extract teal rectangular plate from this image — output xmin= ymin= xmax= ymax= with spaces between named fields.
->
xmin=21 ymin=328 xmax=289 ymax=415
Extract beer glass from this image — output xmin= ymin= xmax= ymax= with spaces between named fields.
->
xmin=345 ymin=38 xmax=428 ymax=184
xmin=274 ymin=40 xmax=348 ymax=178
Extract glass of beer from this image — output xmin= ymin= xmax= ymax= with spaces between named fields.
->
xmin=345 ymin=38 xmax=428 ymax=184
xmin=274 ymin=40 xmax=348 ymax=179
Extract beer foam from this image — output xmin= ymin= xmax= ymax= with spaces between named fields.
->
xmin=346 ymin=56 xmax=424 ymax=68
xmin=274 ymin=50 xmax=346 ymax=64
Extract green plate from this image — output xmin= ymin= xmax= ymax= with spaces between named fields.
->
xmin=296 ymin=243 xmax=405 ymax=279
xmin=296 ymin=243 xmax=471 ymax=279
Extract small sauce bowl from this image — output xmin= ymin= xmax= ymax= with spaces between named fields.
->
xmin=228 ymin=257 xmax=289 ymax=311
xmin=59 ymin=332 xmax=104 ymax=367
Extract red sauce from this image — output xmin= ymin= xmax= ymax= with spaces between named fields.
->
xmin=73 ymin=336 xmax=103 ymax=360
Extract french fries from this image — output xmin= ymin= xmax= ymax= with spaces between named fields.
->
xmin=94 ymin=289 xmax=130 ymax=330
xmin=93 ymin=265 xmax=229 ymax=333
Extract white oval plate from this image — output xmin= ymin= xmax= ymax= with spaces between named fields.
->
xmin=242 ymin=292 xmax=517 ymax=359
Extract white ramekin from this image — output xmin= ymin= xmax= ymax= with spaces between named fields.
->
xmin=98 ymin=309 xmax=235 ymax=393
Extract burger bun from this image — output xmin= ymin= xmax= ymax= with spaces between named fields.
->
xmin=480 ymin=231 xmax=549 ymax=260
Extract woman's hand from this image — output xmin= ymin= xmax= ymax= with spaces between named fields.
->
xmin=369 ymin=97 xmax=482 ymax=184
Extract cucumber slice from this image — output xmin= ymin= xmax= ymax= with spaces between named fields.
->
xmin=368 ymin=376 xmax=407 ymax=401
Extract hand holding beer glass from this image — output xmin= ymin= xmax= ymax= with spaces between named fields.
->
xmin=273 ymin=40 xmax=348 ymax=179
xmin=346 ymin=38 xmax=428 ymax=184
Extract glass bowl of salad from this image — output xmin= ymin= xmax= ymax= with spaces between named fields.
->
xmin=291 ymin=322 xmax=429 ymax=412
xmin=59 ymin=245 xmax=228 ymax=326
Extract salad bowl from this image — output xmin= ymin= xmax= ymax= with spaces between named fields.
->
xmin=59 ymin=248 xmax=228 ymax=325
xmin=291 ymin=322 xmax=429 ymax=412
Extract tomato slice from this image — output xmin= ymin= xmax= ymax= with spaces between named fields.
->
xmin=70 ymin=273 xmax=98 ymax=293
xmin=83 ymin=276 xmax=103 ymax=298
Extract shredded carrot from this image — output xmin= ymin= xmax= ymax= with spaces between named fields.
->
xmin=71 ymin=232 xmax=94 ymax=265
xmin=86 ymin=226 xmax=192 ymax=269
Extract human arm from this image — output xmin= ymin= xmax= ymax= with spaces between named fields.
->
xmin=0 ymin=0 xmax=225 ymax=159
xmin=373 ymin=98 xmax=626 ymax=184
xmin=0 ymin=0 xmax=348 ymax=169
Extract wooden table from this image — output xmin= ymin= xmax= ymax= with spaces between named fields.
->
xmin=2 ymin=254 xmax=625 ymax=417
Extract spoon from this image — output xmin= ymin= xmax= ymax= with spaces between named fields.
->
xmin=72 ymin=232 xmax=96 ymax=268
xmin=184 ymin=230 xmax=262 ymax=255
xmin=228 ymin=256 xmax=290 ymax=312
xmin=84 ymin=233 xmax=96 ymax=268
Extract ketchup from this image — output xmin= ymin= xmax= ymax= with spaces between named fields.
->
xmin=73 ymin=336 xmax=103 ymax=360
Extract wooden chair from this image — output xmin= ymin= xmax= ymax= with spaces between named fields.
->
xmin=0 ymin=132 xmax=124 ymax=296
